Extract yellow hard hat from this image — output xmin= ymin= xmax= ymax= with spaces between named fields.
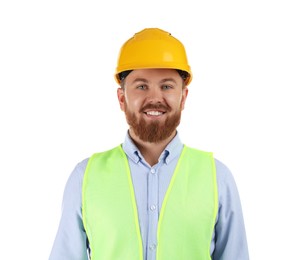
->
xmin=115 ymin=28 xmax=192 ymax=86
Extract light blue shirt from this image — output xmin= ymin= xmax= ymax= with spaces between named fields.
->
xmin=49 ymin=132 xmax=249 ymax=259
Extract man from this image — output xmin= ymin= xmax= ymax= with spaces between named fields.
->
xmin=49 ymin=28 xmax=249 ymax=259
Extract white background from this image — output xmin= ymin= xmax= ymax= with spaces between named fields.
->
xmin=0 ymin=0 xmax=297 ymax=259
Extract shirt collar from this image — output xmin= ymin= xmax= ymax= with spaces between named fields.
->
xmin=121 ymin=131 xmax=184 ymax=165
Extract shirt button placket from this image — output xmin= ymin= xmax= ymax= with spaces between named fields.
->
xmin=147 ymin=166 xmax=159 ymax=259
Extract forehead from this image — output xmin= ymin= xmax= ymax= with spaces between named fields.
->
xmin=125 ymin=68 xmax=182 ymax=83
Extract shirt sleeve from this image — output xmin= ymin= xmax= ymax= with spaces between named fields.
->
xmin=213 ymin=159 xmax=250 ymax=260
xmin=49 ymin=159 xmax=89 ymax=260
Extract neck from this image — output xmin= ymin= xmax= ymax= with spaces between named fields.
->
xmin=129 ymin=129 xmax=176 ymax=166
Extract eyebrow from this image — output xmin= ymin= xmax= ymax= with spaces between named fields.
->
xmin=131 ymin=78 xmax=149 ymax=84
xmin=159 ymin=78 xmax=177 ymax=84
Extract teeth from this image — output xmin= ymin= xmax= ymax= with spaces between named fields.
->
xmin=146 ymin=111 xmax=163 ymax=116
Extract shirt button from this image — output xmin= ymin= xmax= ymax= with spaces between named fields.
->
xmin=150 ymin=205 xmax=156 ymax=211
xmin=150 ymin=169 xmax=156 ymax=174
xmin=149 ymin=244 xmax=156 ymax=251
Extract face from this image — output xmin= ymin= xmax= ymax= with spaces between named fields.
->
xmin=117 ymin=69 xmax=188 ymax=143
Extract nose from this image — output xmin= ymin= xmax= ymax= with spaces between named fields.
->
xmin=146 ymin=87 xmax=163 ymax=103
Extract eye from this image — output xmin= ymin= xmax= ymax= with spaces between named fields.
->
xmin=136 ymin=85 xmax=147 ymax=90
xmin=162 ymin=84 xmax=173 ymax=90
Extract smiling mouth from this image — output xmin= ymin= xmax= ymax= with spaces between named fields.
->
xmin=141 ymin=103 xmax=169 ymax=117
xmin=145 ymin=110 xmax=165 ymax=116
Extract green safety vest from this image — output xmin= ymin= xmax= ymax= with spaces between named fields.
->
xmin=82 ymin=145 xmax=218 ymax=260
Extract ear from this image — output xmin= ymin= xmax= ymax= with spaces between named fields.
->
xmin=117 ymin=88 xmax=125 ymax=111
xmin=180 ymin=87 xmax=189 ymax=110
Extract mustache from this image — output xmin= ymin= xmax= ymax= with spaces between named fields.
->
xmin=140 ymin=103 xmax=170 ymax=112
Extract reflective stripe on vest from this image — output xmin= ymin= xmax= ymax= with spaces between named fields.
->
xmin=82 ymin=145 xmax=218 ymax=260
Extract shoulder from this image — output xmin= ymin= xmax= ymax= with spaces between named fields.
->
xmin=89 ymin=145 xmax=124 ymax=162
xmin=73 ymin=158 xmax=89 ymax=178
xmin=184 ymin=146 xmax=238 ymax=193
xmin=68 ymin=145 xmax=122 ymax=185
xmin=214 ymin=158 xmax=237 ymax=188
xmin=64 ymin=158 xmax=89 ymax=192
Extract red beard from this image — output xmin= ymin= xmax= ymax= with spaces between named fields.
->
xmin=124 ymin=101 xmax=182 ymax=143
